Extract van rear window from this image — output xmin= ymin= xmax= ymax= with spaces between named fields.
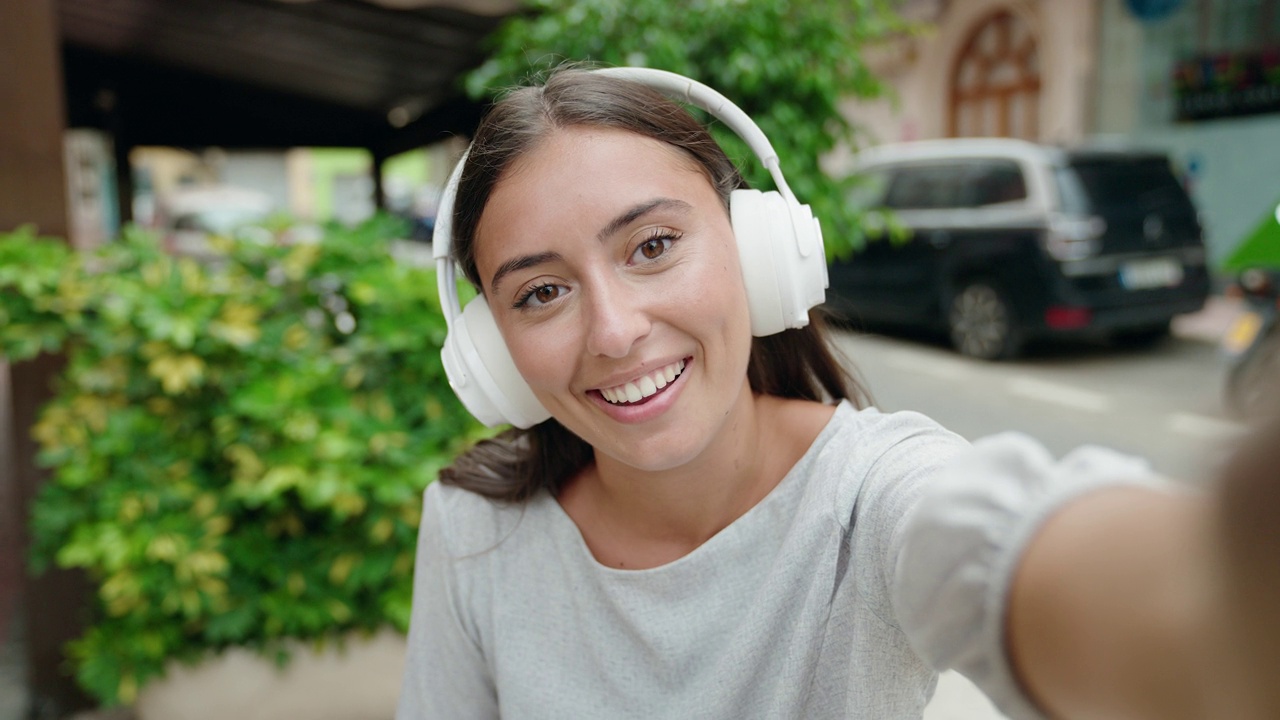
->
xmin=1058 ymin=157 xmax=1194 ymax=214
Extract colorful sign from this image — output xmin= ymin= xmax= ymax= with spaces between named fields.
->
xmin=1174 ymin=49 xmax=1280 ymax=121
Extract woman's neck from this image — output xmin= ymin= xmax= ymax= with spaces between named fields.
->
xmin=557 ymin=392 xmax=836 ymax=570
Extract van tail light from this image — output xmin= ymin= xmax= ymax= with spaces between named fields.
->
xmin=1045 ymin=306 xmax=1092 ymax=329
xmin=1045 ymin=215 xmax=1106 ymax=261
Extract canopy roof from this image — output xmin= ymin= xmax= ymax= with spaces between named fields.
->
xmin=58 ymin=0 xmax=520 ymax=155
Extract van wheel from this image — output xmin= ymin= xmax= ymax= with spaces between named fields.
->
xmin=948 ymin=281 xmax=1020 ymax=360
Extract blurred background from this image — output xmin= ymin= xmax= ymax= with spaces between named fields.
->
xmin=3 ymin=0 xmax=1279 ymax=718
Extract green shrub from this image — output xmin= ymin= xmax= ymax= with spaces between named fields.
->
xmin=0 ymin=218 xmax=485 ymax=705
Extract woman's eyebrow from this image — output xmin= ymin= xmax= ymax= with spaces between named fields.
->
xmin=490 ymin=250 xmax=562 ymax=295
xmin=595 ymin=197 xmax=692 ymax=243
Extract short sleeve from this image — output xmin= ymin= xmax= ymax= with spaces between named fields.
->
xmin=890 ymin=433 xmax=1166 ymax=720
xmin=396 ymin=483 xmax=499 ymax=720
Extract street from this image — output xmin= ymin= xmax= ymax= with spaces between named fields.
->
xmin=833 ymin=327 xmax=1249 ymax=489
xmin=835 ymin=322 xmax=1251 ymax=720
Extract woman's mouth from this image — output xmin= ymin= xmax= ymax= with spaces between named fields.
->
xmin=598 ymin=359 xmax=686 ymax=405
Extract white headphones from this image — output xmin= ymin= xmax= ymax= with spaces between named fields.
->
xmin=433 ymin=67 xmax=827 ymax=428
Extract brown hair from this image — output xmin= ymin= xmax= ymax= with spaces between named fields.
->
xmin=439 ymin=67 xmax=869 ymax=502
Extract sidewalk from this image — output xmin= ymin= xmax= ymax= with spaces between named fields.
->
xmin=1171 ymin=294 xmax=1240 ymax=344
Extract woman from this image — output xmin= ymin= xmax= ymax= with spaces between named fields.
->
xmin=397 ymin=67 xmax=1259 ymax=719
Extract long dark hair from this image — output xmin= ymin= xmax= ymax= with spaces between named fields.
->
xmin=439 ymin=67 xmax=870 ymax=502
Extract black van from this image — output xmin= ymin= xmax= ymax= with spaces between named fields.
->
xmin=825 ymin=138 xmax=1210 ymax=359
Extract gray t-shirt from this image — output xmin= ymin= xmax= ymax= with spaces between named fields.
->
xmin=397 ymin=401 xmax=1159 ymax=719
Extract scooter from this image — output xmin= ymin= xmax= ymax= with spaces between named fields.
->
xmin=1222 ymin=266 xmax=1280 ymax=419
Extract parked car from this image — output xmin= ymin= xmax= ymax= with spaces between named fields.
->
xmin=825 ymin=138 xmax=1211 ymax=359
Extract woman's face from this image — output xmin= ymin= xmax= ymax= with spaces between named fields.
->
xmin=473 ymin=127 xmax=754 ymax=472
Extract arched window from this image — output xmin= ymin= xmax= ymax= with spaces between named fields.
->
xmin=949 ymin=9 xmax=1042 ymax=139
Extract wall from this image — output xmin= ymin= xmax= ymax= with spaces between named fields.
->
xmin=63 ymin=129 xmax=118 ymax=250
xmin=1094 ymin=0 xmax=1280 ymax=265
xmin=829 ymin=0 xmax=1098 ymax=175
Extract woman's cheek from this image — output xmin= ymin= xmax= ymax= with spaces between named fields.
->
xmin=510 ymin=315 xmax=580 ymax=387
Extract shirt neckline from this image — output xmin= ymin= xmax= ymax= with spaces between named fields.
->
xmin=540 ymin=400 xmax=855 ymax=575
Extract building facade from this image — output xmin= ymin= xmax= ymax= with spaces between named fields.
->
xmin=839 ymin=0 xmax=1280 ymax=267
xmin=1094 ymin=0 xmax=1280 ymax=266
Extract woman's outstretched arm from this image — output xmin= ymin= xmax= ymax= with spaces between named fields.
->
xmin=1007 ymin=414 xmax=1280 ymax=720
xmin=1006 ymin=485 xmax=1214 ymax=719
xmin=892 ymin=417 xmax=1280 ymax=720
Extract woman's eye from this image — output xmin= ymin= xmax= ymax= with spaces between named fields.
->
xmin=632 ymin=232 xmax=681 ymax=263
xmin=515 ymin=283 xmax=563 ymax=308
xmin=639 ymin=239 xmax=667 ymax=260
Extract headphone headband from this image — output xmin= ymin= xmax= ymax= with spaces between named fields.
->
xmin=433 ymin=149 xmax=468 ymax=338
xmin=433 ymin=68 xmax=796 ymax=262
xmin=591 ymin=68 xmax=797 ymax=204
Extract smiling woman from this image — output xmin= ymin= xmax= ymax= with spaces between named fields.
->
xmin=473 ymin=128 xmax=762 ymax=476
xmin=396 ymin=67 xmax=1279 ymax=720
xmin=431 ymin=68 xmax=860 ymax=504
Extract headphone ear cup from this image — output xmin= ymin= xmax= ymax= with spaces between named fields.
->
xmin=441 ymin=298 xmax=551 ymax=429
xmin=730 ymin=188 xmax=827 ymax=336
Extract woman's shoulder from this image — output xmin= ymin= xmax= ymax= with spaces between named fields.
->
xmin=422 ymin=481 xmax=544 ymax=559
xmin=766 ymin=398 xmax=963 ymax=476
xmin=823 ymin=401 xmax=968 ymax=461
xmin=803 ymin=401 xmax=971 ymax=523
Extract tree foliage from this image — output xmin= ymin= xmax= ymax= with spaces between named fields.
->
xmin=465 ymin=0 xmax=908 ymax=257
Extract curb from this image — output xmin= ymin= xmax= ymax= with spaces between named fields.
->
xmin=1171 ymin=295 xmax=1240 ymax=345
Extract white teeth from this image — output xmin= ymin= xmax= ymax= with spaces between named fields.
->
xmin=624 ymin=383 xmax=642 ymax=402
xmin=600 ymin=359 xmax=686 ymax=405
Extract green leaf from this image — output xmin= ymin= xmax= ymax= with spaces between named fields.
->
xmin=6 ymin=216 xmax=479 ymax=705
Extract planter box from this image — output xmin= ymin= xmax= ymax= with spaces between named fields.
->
xmin=135 ymin=629 xmax=406 ymax=720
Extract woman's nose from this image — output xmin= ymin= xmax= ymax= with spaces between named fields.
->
xmin=584 ymin=277 xmax=652 ymax=358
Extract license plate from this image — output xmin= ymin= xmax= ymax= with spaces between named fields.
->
xmin=1119 ymin=257 xmax=1184 ymax=290
xmin=1222 ymin=311 xmax=1264 ymax=355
